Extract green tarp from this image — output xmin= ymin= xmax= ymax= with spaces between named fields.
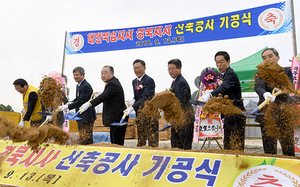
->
xmin=230 ymin=47 xmax=267 ymax=92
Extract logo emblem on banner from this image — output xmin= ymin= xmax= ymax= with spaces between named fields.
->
xmin=70 ymin=34 xmax=84 ymax=51
xmin=258 ymin=8 xmax=284 ymax=31
xmin=233 ymin=165 xmax=300 ymax=187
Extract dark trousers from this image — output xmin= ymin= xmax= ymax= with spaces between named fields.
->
xmin=171 ymin=122 xmax=194 ymax=150
xmin=55 ymin=111 xmax=65 ymax=129
xmin=136 ymin=116 xmax=159 ymax=147
xmin=77 ymin=121 xmax=94 ymax=145
xmin=223 ymin=114 xmax=246 ymax=151
xmin=110 ymin=124 xmax=127 ymax=146
xmin=260 ymin=119 xmax=295 ymax=156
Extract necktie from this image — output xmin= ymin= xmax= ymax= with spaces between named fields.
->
xmin=136 ymin=79 xmax=140 ymax=94
xmin=171 ymin=79 xmax=175 ymax=88
xmin=220 ymin=73 xmax=223 ymax=79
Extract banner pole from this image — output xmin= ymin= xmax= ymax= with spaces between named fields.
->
xmin=61 ymin=31 xmax=67 ymax=75
xmin=291 ymin=0 xmax=298 ymax=56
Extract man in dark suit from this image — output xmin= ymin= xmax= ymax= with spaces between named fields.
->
xmin=80 ymin=65 xmax=128 ymax=146
xmin=59 ymin=67 xmax=96 ymax=145
xmin=124 ymin=59 xmax=158 ymax=147
xmin=168 ymin=58 xmax=194 ymax=150
xmin=200 ymin=51 xmax=246 ymax=151
xmin=254 ymin=47 xmax=295 ymax=156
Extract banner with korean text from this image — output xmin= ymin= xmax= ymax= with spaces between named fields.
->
xmin=291 ymin=57 xmax=300 ymax=155
xmin=65 ymin=2 xmax=292 ymax=55
xmin=0 ymin=140 xmax=300 ymax=187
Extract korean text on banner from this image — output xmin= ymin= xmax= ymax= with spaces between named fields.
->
xmin=291 ymin=56 xmax=300 ymax=90
xmin=65 ymin=1 xmax=292 ymax=55
xmin=0 ymin=140 xmax=300 ymax=186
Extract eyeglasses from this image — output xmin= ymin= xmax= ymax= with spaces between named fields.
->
xmin=133 ymin=66 xmax=143 ymax=70
xmin=168 ymin=68 xmax=177 ymax=71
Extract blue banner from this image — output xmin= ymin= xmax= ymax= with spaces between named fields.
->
xmin=65 ymin=1 xmax=292 ymax=55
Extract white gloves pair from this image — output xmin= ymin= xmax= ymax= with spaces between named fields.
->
xmin=263 ymin=92 xmax=276 ymax=103
xmin=199 ymin=90 xmax=214 ymax=102
xmin=58 ymin=101 xmax=92 ymax=115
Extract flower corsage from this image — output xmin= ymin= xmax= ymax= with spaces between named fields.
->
xmin=136 ymin=84 xmax=144 ymax=90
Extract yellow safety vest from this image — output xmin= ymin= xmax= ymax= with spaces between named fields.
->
xmin=23 ymin=85 xmax=42 ymax=121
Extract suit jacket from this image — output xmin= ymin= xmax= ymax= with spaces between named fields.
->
xmin=211 ymin=67 xmax=245 ymax=110
xmin=68 ymin=79 xmax=96 ymax=124
xmin=172 ymin=74 xmax=194 ymax=115
xmin=254 ymin=67 xmax=293 ymax=122
xmin=90 ymin=76 xmax=126 ymax=127
xmin=132 ymin=74 xmax=155 ymax=112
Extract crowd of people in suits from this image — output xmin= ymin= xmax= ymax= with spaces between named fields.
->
xmin=14 ymin=48 xmax=296 ymax=157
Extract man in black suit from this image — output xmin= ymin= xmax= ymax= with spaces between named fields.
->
xmin=59 ymin=67 xmax=96 ymax=145
xmin=200 ymin=51 xmax=246 ymax=151
xmin=254 ymin=47 xmax=295 ymax=156
xmin=80 ymin=65 xmax=128 ymax=146
xmin=168 ymin=58 xmax=194 ymax=150
xmin=124 ymin=59 xmax=158 ymax=147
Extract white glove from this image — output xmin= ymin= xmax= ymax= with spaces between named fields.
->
xmin=46 ymin=115 xmax=52 ymax=122
xmin=18 ymin=120 xmax=25 ymax=127
xmin=21 ymin=108 xmax=26 ymax=114
xmin=205 ymin=89 xmax=214 ymax=94
xmin=127 ymin=99 xmax=135 ymax=106
xmin=123 ymin=106 xmax=135 ymax=116
xmin=80 ymin=102 xmax=92 ymax=114
xmin=263 ymin=92 xmax=276 ymax=103
xmin=58 ymin=104 xmax=69 ymax=111
xmin=92 ymin=92 xmax=102 ymax=99
xmin=199 ymin=93 xmax=212 ymax=102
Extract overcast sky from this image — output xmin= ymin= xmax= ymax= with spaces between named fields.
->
xmin=1 ymin=0 xmax=300 ymax=112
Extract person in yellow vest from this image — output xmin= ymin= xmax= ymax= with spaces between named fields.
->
xmin=13 ymin=78 xmax=45 ymax=127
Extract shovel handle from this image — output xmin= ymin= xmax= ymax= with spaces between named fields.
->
xmin=39 ymin=117 xmax=50 ymax=128
xmin=257 ymin=88 xmax=283 ymax=110
xmin=38 ymin=108 xmax=62 ymax=128
xmin=121 ymin=101 xmax=135 ymax=120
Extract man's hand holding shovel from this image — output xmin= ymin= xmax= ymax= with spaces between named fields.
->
xmin=58 ymin=104 xmax=69 ymax=111
xmin=199 ymin=89 xmax=214 ymax=102
xmin=123 ymin=99 xmax=135 ymax=116
xmin=80 ymin=102 xmax=92 ymax=114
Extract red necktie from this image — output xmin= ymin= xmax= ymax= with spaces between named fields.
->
xmin=171 ymin=79 xmax=174 ymax=88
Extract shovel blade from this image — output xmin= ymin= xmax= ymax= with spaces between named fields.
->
xmin=110 ymin=117 xmax=127 ymax=126
xmin=242 ymin=111 xmax=263 ymax=116
xmin=64 ymin=112 xmax=82 ymax=120
xmin=37 ymin=111 xmax=52 ymax=116
xmin=157 ymin=125 xmax=172 ymax=133
xmin=110 ymin=122 xmax=128 ymax=126
xmin=191 ymin=100 xmax=206 ymax=107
